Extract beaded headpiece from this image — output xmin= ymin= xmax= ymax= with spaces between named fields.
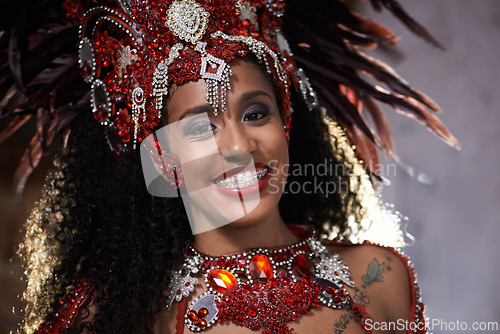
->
xmin=75 ymin=0 xmax=293 ymax=150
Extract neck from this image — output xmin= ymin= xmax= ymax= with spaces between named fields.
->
xmin=192 ymin=209 xmax=298 ymax=256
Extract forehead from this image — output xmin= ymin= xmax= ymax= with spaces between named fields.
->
xmin=166 ymin=59 xmax=274 ymax=122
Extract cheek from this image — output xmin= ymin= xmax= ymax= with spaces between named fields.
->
xmin=259 ymin=120 xmax=288 ymax=162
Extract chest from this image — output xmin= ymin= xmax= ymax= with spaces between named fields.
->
xmin=155 ymin=230 xmax=371 ymax=334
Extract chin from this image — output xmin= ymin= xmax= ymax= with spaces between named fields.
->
xmin=225 ymin=197 xmax=280 ymax=228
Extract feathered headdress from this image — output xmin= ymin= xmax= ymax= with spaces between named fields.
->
xmin=0 ymin=0 xmax=459 ymax=198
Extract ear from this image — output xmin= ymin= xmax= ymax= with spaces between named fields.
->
xmin=140 ymin=133 xmax=182 ymax=197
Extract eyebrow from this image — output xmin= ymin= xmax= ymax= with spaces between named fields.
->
xmin=239 ymin=90 xmax=274 ymax=104
xmin=177 ymin=90 xmax=274 ymax=121
xmin=178 ymin=104 xmax=214 ymax=121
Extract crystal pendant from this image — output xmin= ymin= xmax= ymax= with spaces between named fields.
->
xmin=186 ymin=294 xmax=219 ymax=331
xmin=315 ymin=277 xmax=349 ymax=309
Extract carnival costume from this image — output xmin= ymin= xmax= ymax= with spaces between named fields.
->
xmin=34 ymin=225 xmax=427 ymax=334
xmin=0 ymin=0 xmax=458 ymax=333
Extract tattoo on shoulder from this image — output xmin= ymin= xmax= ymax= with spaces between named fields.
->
xmin=385 ymin=256 xmax=392 ymax=272
xmin=361 ymin=258 xmax=385 ymax=288
xmin=333 ymin=313 xmax=356 ymax=333
xmin=352 ymin=289 xmax=370 ymax=307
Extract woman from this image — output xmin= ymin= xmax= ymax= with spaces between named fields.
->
xmin=149 ymin=57 xmax=419 ymax=333
xmin=1 ymin=0 xmax=458 ymax=333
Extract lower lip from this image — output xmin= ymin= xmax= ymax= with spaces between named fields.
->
xmin=211 ymin=169 xmax=271 ymax=198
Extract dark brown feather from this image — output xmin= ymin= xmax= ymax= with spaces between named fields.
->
xmin=0 ymin=114 xmax=32 ymax=144
xmin=369 ymin=0 xmax=445 ymax=50
xmin=361 ymin=95 xmax=395 ymax=152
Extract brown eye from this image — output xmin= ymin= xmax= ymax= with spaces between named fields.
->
xmin=243 ymin=104 xmax=269 ymax=122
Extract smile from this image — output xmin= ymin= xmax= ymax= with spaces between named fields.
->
xmin=213 ymin=167 xmax=269 ymax=189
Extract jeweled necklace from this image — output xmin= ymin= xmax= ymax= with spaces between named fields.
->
xmin=165 ymin=226 xmax=354 ymax=333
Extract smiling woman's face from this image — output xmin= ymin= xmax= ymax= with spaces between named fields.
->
xmin=164 ymin=58 xmax=289 ymax=230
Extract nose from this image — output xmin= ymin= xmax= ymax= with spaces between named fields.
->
xmin=218 ymin=123 xmax=256 ymax=162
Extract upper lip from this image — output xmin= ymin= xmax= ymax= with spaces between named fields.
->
xmin=212 ymin=162 xmax=269 ymax=182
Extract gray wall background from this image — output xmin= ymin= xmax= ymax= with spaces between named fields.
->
xmin=361 ymin=0 xmax=500 ymax=329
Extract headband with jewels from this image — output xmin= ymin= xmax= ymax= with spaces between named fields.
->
xmin=75 ymin=0 xmax=297 ymax=150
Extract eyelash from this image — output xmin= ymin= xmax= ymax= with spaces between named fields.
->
xmin=243 ymin=104 xmax=269 ymax=122
xmin=183 ymin=104 xmax=270 ymax=137
xmin=184 ymin=121 xmax=216 ymax=137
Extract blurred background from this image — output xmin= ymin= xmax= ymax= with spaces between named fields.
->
xmin=363 ymin=0 xmax=500 ymax=331
xmin=1 ymin=0 xmax=499 ymax=333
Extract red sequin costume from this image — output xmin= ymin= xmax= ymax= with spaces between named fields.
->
xmin=35 ymin=226 xmax=427 ymax=334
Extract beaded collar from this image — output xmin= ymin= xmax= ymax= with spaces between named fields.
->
xmin=165 ymin=225 xmax=355 ymax=333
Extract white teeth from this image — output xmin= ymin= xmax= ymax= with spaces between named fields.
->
xmin=214 ymin=167 xmax=269 ymax=189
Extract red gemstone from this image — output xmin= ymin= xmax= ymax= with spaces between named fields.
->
xmin=217 ymin=258 xmax=227 ymax=267
xmin=335 ymin=288 xmax=346 ymax=297
xmin=94 ymin=104 xmax=108 ymax=121
xmin=268 ymin=278 xmax=278 ymax=288
xmin=325 ymin=286 xmax=335 ymax=296
xmin=198 ymin=307 xmax=208 ymax=317
xmin=292 ymin=254 xmax=314 ymax=278
xmin=195 ymin=318 xmax=207 ymax=328
xmin=248 ymin=308 xmax=257 ymax=317
xmin=227 ymin=258 xmax=237 ymax=267
xmin=202 ymin=260 xmax=212 ymax=271
xmin=241 ymin=284 xmax=251 ymax=295
xmin=81 ymin=61 xmax=91 ymax=76
xmin=249 ymin=254 xmax=273 ymax=280
xmin=187 ymin=310 xmax=197 ymax=321
xmin=208 ymin=269 xmax=238 ymax=294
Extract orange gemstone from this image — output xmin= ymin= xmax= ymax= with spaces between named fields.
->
xmin=249 ymin=254 xmax=273 ymax=280
xmin=208 ymin=269 xmax=238 ymax=294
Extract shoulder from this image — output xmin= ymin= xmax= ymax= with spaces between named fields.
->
xmin=324 ymin=240 xmax=423 ymax=332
